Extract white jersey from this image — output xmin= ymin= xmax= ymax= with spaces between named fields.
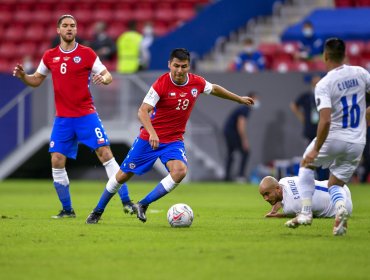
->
xmin=279 ymin=176 xmax=352 ymax=217
xmin=315 ymin=64 xmax=370 ymax=144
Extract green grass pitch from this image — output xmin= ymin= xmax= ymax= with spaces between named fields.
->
xmin=1 ymin=180 xmax=370 ymax=280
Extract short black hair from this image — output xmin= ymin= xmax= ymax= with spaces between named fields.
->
xmin=169 ymin=48 xmax=191 ymax=62
xmin=57 ymin=15 xmax=76 ymax=27
xmin=324 ymin=38 xmax=345 ymax=63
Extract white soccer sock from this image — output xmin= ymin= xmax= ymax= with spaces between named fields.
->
xmin=161 ymin=174 xmax=179 ymax=192
xmin=106 ymin=174 xmax=122 ymax=193
xmin=52 ymin=168 xmax=69 ymax=186
xmin=103 ymin=157 xmax=120 ymax=179
xmin=328 ymin=185 xmax=346 ymax=213
xmin=298 ymin=167 xmax=315 ymax=214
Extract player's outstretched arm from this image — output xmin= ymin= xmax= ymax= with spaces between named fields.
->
xmin=13 ymin=63 xmax=45 ymax=87
xmin=93 ymin=69 xmax=112 ymax=85
xmin=210 ymin=84 xmax=254 ymax=106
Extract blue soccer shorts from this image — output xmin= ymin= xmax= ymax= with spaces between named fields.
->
xmin=121 ymin=137 xmax=188 ymax=175
xmin=49 ymin=112 xmax=110 ymax=159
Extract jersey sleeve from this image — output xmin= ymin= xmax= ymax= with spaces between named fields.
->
xmin=315 ymin=80 xmax=331 ymax=111
xmin=36 ymin=59 xmax=49 ymax=76
xmin=143 ymin=86 xmax=160 ymax=107
xmin=91 ymin=56 xmax=106 ymax=75
xmin=203 ymin=80 xmax=213 ymax=95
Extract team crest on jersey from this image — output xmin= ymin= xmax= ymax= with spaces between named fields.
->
xmin=63 ymin=57 xmax=70 ymax=61
xmin=179 ymin=92 xmax=187 ymax=97
xmin=129 ymin=163 xmax=136 ymax=169
xmin=191 ymin=88 xmax=198 ymax=97
xmin=50 ymin=141 xmax=55 ymax=148
xmin=52 ymin=57 xmax=60 ymax=63
xmin=73 ymin=56 xmax=82 ymax=63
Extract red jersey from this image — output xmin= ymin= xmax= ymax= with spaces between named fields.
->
xmin=37 ymin=43 xmax=106 ymax=117
xmin=139 ymin=73 xmax=213 ymax=143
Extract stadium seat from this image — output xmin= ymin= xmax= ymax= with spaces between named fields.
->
xmin=107 ymin=22 xmax=127 ymax=40
xmin=133 ymin=3 xmax=154 ymax=21
xmin=16 ymin=42 xmax=37 ymax=58
xmin=0 ymin=42 xmax=18 ymax=60
xmin=360 ymin=58 xmax=370 ymax=71
xmin=93 ymin=9 xmax=113 ymax=24
xmin=0 ymin=10 xmax=13 ymax=24
xmin=24 ymin=24 xmax=45 ymax=42
xmin=154 ymin=3 xmax=175 ymax=21
xmin=335 ymin=0 xmax=355 ymax=7
xmin=293 ymin=60 xmax=310 ymax=72
xmin=13 ymin=10 xmax=34 ymax=24
xmin=33 ymin=10 xmax=53 ymax=24
xmin=113 ymin=9 xmax=136 ymax=23
xmin=272 ymin=59 xmax=295 ymax=73
xmin=4 ymin=25 xmax=26 ymax=42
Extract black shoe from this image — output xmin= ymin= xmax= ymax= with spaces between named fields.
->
xmin=123 ymin=200 xmax=135 ymax=215
xmin=132 ymin=202 xmax=148 ymax=223
xmin=51 ymin=209 xmax=76 ymax=219
xmin=85 ymin=211 xmax=103 ymax=224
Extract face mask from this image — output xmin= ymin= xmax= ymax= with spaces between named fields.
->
xmin=302 ymin=28 xmax=313 ymax=37
xmin=244 ymin=46 xmax=254 ymax=54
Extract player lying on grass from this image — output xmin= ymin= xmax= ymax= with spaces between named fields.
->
xmin=259 ymin=176 xmax=352 ymax=218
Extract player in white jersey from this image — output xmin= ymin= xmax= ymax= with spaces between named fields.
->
xmin=259 ymin=176 xmax=352 ymax=218
xmin=285 ymin=38 xmax=370 ymax=236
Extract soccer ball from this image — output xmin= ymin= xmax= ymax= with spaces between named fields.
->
xmin=167 ymin=203 xmax=194 ymax=228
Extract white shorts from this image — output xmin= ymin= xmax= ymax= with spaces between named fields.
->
xmin=304 ymin=138 xmax=365 ymax=182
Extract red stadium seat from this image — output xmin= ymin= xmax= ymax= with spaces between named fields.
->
xmin=0 ymin=42 xmax=18 ymax=60
xmin=33 ymin=10 xmax=53 ymax=24
xmin=293 ymin=60 xmax=311 ymax=72
xmin=13 ymin=10 xmax=34 ymax=24
xmin=335 ymin=0 xmax=355 ymax=7
xmin=154 ymin=2 xmax=174 ymax=21
xmin=107 ymin=22 xmax=127 ymax=40
xmin=360 ymin=58 xmax=370 ymax=71
xmin=0 ymin=10 xmax=13 ymax=24
xmin=173 ymin=5 xmax=196 ymax=21
xmin=92 ymin=9 xmax=113 ymax=24
xmin=113 ymin=9 xmax=136 ymax=23
xmin=272 ymin=58 xmax=295 ymax=73
xmin=4 ymin=25 xmax=26 ymax=42
xmin=133 ymin=3 xmax=154 ymax=21
xmin=24 ymin=24 xmax=46 ymax=42
xmin=16 ymin=42 xmax=37 ymax=58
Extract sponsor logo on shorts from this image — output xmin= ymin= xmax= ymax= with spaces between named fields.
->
xmin=97 ymin=138 xmax=105 ymax=144
xmin=73 ymin=56 xmax=81 ymax=63
xmin=50 ymin=141 xmax=55 ymax=148
xmin=129 ymin=163 xmax=136 ymax=169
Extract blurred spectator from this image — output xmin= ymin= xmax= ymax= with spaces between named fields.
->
xmin=116 ymin=20 xmax=143 ymax=74
xmin=22 ymin=55 xmax=35 ymax=73
xmin=91 ymin=21 xmax=116 ymax=62
xmin=139 ymin=22 xmax=155 ymax=70
xmin=296 ymin=21 xmax=324 ymax=61
xmin=223 ymin=92 xmax=259 ymax=182
xmin=232 ymin=38 xmax=266 ymax=72
xmin=290 ymin=73 xmax=329 ymax=180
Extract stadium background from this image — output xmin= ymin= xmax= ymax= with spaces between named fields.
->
xmin=1 ymin=0 xmax=370 ymax=182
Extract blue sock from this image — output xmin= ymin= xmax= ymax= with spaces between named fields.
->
xmin=117 ymin=183 xmax=131 ymax=204
xmin=54 ymin=182 xmax=72 ymax=211
xmin=328 ymin=185 xmax=345 ymax=205
xmin=139 ymin=183 xmax=168 ymax=205
xmin=94 ymin=189 xmax=115 ymax=213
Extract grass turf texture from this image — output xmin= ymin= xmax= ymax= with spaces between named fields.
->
xmin=1 ymin=180 xmax=370 ymax=280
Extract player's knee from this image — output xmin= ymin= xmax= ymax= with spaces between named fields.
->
xmin=96 ymin=146 xmax=113 ymax=162
xmin=51 ymin=152 xmax=66 ymax=168
xmin=171 ymin=166 xmax=187 ymax=182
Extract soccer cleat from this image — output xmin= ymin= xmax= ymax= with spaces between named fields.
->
xmin=122 ymin=200 xmax=135 ymax=215
xmin=285 ymin=212 xmax=313 ymax=228
xmin=51 ymin=209 xmax=76 ymax=219
xmin=333 ymin=208 xmax=348 ymax=236
xmin=132 ymin=202 xmax=148 ymax=223
xmin=85 ymin=211 xmax=103 ymax=224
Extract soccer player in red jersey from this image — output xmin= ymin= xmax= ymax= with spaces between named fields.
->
xmin=13 ymin=15 xmax=133 ymax=219
xmin=86 ymin=48 xmax=255 ymax=224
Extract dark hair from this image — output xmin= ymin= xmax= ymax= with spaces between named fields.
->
xmin=170 ymin=48 xmax=191 ymax=62
xmin=324 ymin=38 xmax=345 ymax=63
xmin=57 ymin=15 xmax=76 ymax=27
